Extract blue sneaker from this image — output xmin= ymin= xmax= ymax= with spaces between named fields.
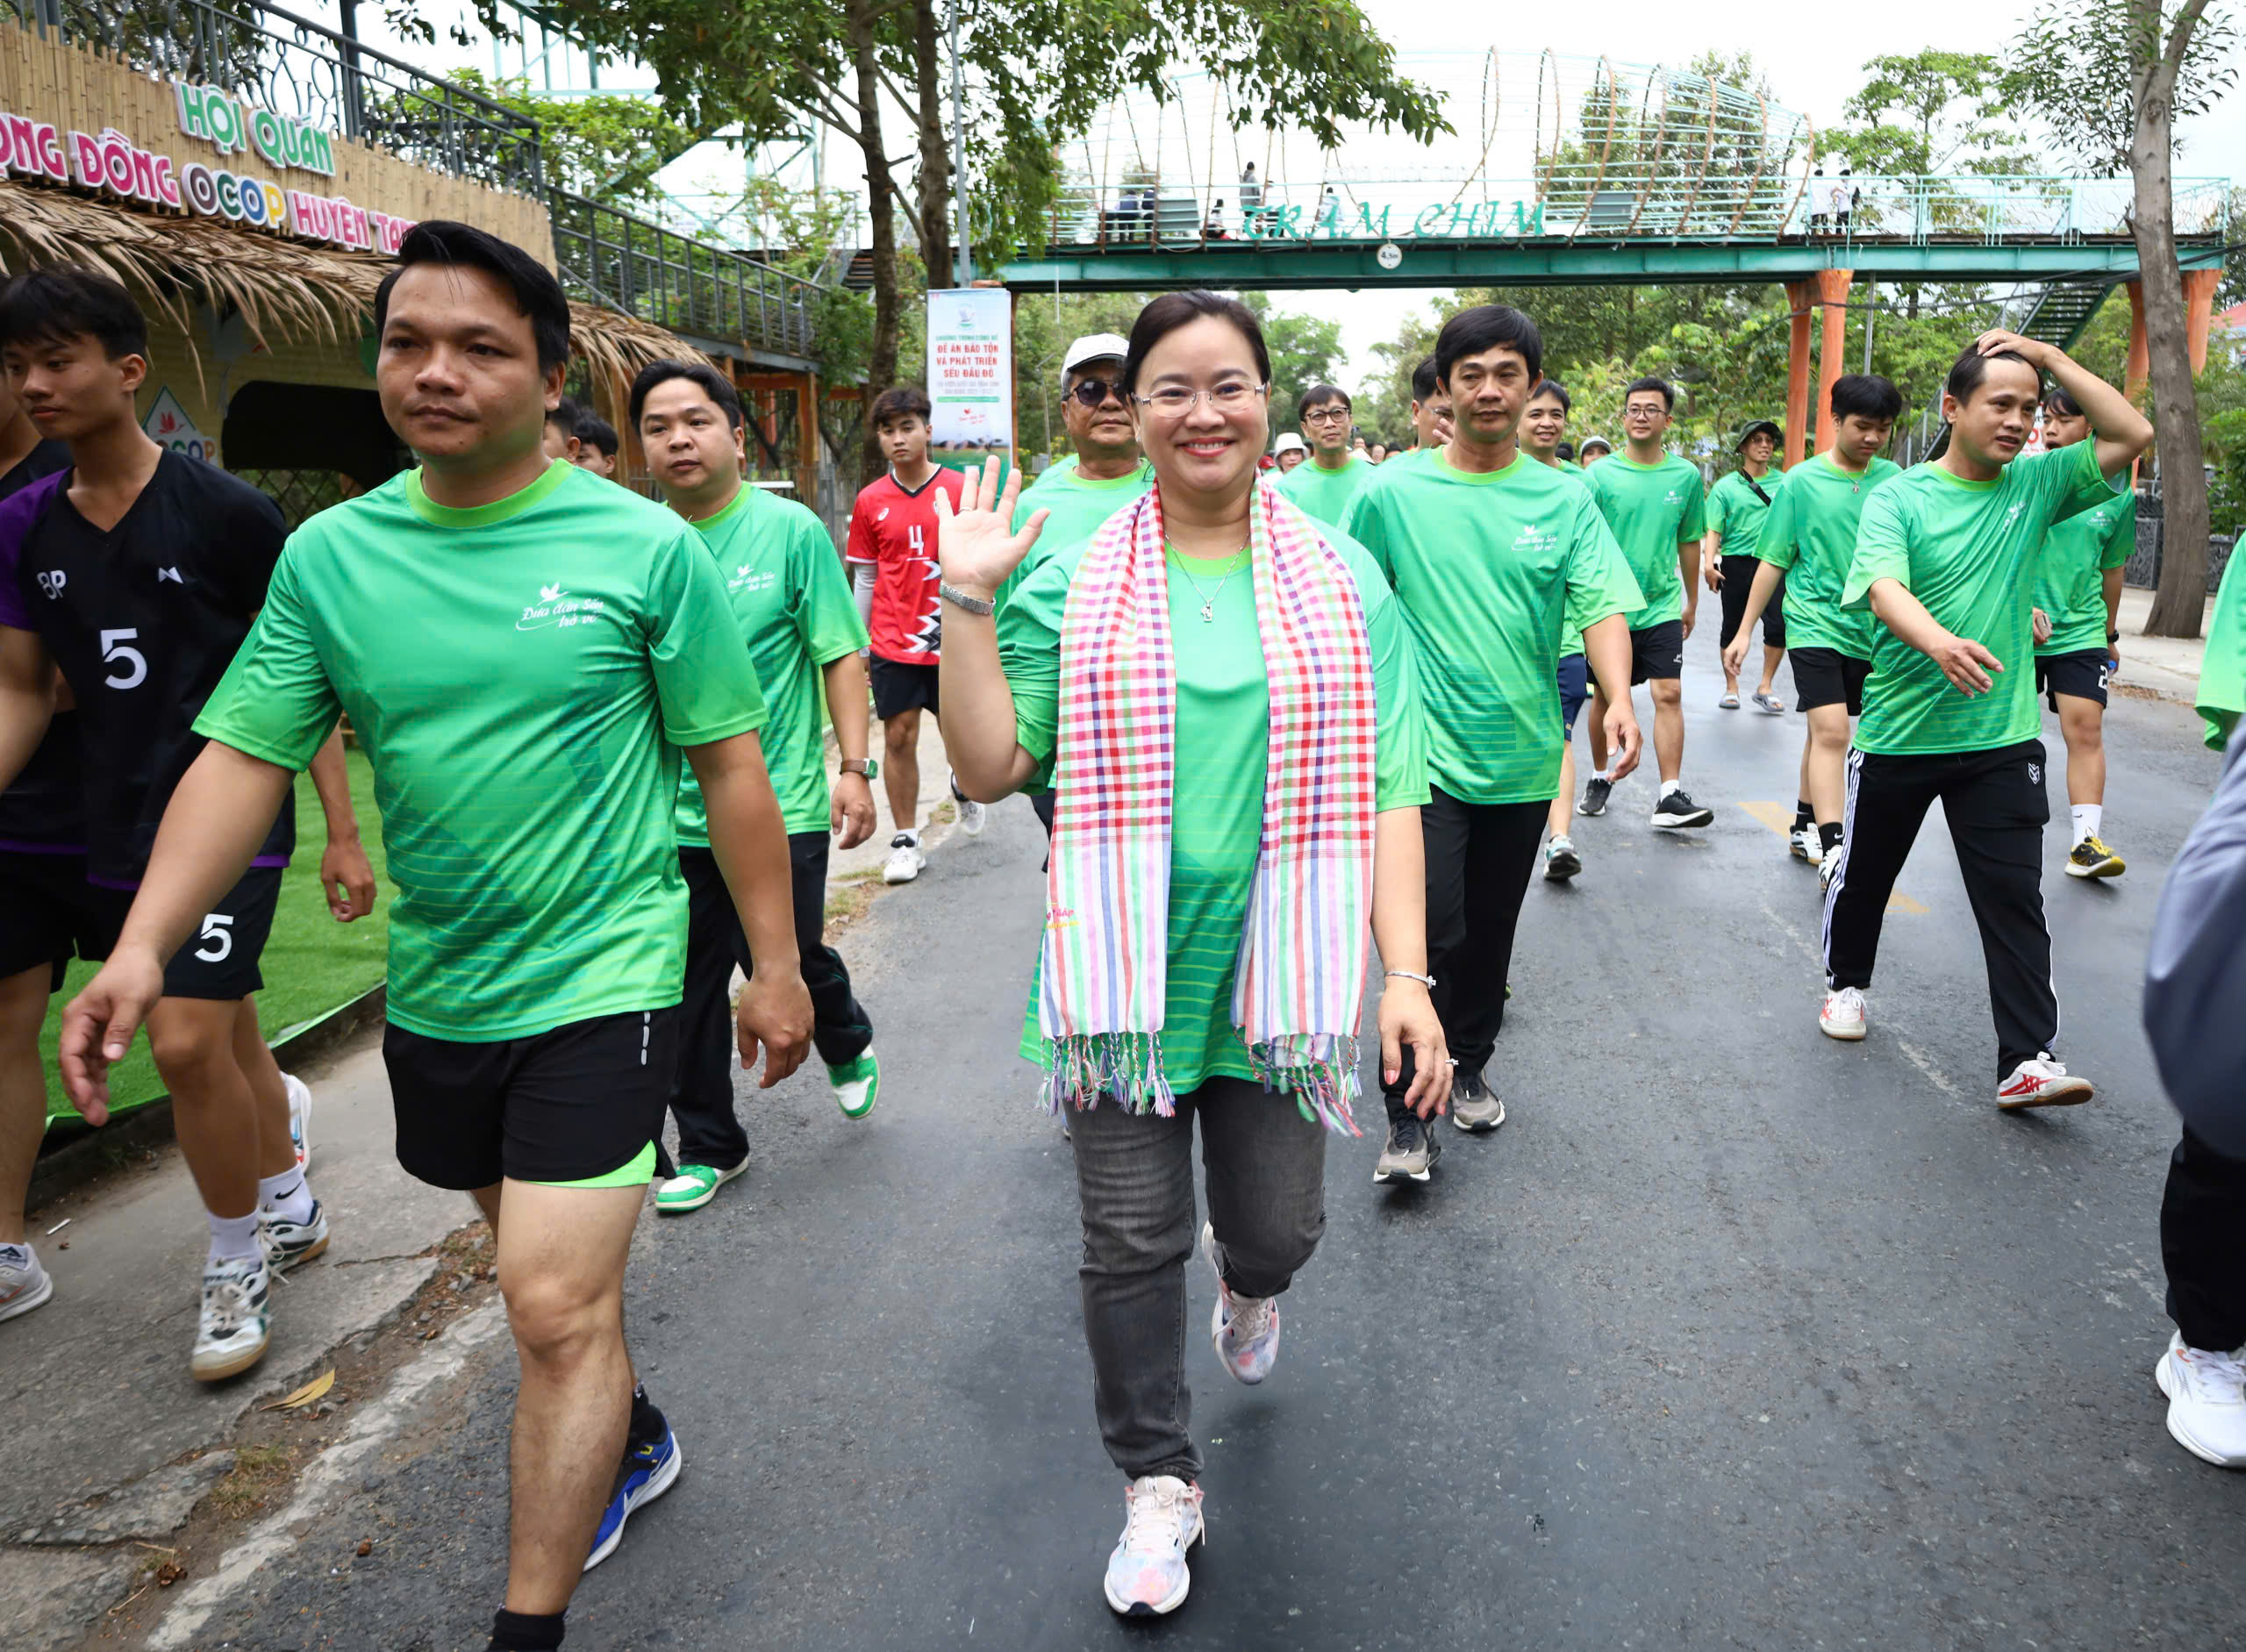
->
xmin=583 ymin=1424 xmax=683 ymax=1571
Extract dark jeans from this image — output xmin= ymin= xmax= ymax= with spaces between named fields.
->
xmin=2163 ymin=1126 xmax=2246 ymax=1353
xmin=1071 ymin=1076 xmax=1327 ymax=1482
xmin=1384 ymin=789 xmax=1548 ymax=1121
xmin=1823 ymin=741 xmax=2055 ymax=1078
xmin=661 ymin=836 xmax=873 ymax=1175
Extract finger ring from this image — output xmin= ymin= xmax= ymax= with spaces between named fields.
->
xmin=1444 ymin=1057 xmax=1459 ymax=1066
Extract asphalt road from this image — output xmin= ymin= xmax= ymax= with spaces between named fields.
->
xmin=170 ymin=640 xmax=2246 ymax=1652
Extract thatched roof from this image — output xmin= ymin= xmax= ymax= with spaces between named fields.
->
xmin=0 ymin=179 xmax=705 ymax=385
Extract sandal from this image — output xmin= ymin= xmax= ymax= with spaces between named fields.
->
xmin=1751 ymin=691 xmax=1785 ymax=714
xmin=1718 ymin=691 xmax=1741 ymax=710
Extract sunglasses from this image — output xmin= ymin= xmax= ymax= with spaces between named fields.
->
xmin=1069 ymin=375 xmax=1128 ymax=410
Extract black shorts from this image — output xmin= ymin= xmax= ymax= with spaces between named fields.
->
xmin=1792 ymin=647 xmax=1872 ymax=716
xmin=0 ymin=850 xmax=99 ymax=990
xmin=1627 ymin=619 xmax=1684 ymax=686
xmin=1556 ymin=653 xmax=1589 ymax=734
xmin=383 ymin=1005 xmax=679 ymax=1190
xmin=869 ymin=654 xmax=940 ymax=719
xmin=78 ymin=865 xmax=282 ymax=1001
xmin=1719 ymin=557 xmax=1785 ymax=651
xmin=2037 ymin=649 xmax=2111 ymax=711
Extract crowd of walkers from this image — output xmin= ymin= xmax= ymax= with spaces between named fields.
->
xmin=0 ymin=220 xmax=2240 ymax=1647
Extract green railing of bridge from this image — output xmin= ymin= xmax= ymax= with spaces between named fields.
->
xmin=548 ymin=190 xmax=820 ymax=361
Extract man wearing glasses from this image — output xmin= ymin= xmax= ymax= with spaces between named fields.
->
xmin=1276 ymin=383 xmax=1370 ymax=526
xmin=998 ymin=334 xmax=1153 ymax=612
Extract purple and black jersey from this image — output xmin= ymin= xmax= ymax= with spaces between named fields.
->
xmin=0 ymin=440 xmax=75 ymax=853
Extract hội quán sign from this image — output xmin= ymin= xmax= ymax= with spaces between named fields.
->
xmin=174 ymin=82 xmax=336 ymax=176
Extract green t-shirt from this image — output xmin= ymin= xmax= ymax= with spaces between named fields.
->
xmin=2031 ymin=476 xmax=2134 ymax=657
xmin=1585 ymin=453 xmax=1708 ymax=628
xmin=1756 ymin=454 xmax=1902 ymax=660
xmin=194 ymin=461 xmax=769 ymax=1041
xmin=997 ymin=529 xmax=1427 ymax=1091
xmin=1343 ymin=453 xmax=1642 ymax=804
xmin=674 ymin=485 xmax=867 ymax=844
xmin=2200 ymin=561 xmax=2246 ymax=751
xmin=1843 ymin=440 xmax=2124 ymax=756
xmin=997 ymin=458 xmax=1155 ymax=611
xmin=1274 ymin=454 xmax=1372 ymax=527
xmin=1706 ymin=468 xmax=1778 ymax=561
xmin=1539 ymin=461 xmax=1597 ymax=654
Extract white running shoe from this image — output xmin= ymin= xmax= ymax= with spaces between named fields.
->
xmin=260 ymin=1199 xmax=330 ymax=1273
xmin=1820 ymin=986 xmax=1867 ymax=1041
xmin=1789 ymin=824 xmax=1822 ymax=865
xmin=283 ymin=1071 xmax=311 ymax=1173
xmin=949 ymin=774 xmax=987 ymax=836
xmin=1103 ymin=1475 xmax=1205 ymax=1617
xmin=1996 ymin=1054 xmax=2094 ymax=1111
xmin=1202 ymin=1223 xmax=1279 ymax=1385
xmin=191 ymin=1254 xmax=273 ymax=1383
xmin=1819 ymin=853 xmax=1841 ymax=894
xmin=2156 ymin=1332 xmax=2246 ymax=1468
xmin=0 ymin=1242 xmax=54 ymax=1323
xmin=881 ymin=833 xmax=926 ymax=884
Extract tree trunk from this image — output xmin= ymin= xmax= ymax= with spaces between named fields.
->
xmin=2134 ymin=4 xmax=2214 ymax=640
xmin=913 ymin=1 xmax=951 ymax=286
xmin=850 ymin=6 xmax=900 ymax=474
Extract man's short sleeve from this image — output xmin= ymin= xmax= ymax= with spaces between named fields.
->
xmin=0 ymin=472 xmax=64 ymax=631
xmin=844 ymin=495 xmax=876 ymax=564
xmin=1338 ymin=483 xmax=1392 ymax=583
xmin=1364 ymin=570 xmax=1427 ymax=812
xmin=790 ymin=512 xmax=870 ymax=665
xmin=2042 ymin=436 xmax=2127 ymax=529
xmin=1842 ymin=484 xmax=1913 ymax=611
xmin=1562 ymin=490 xmax=1646 ymax=636
xmin=206 ymin=483 xmax=290 ymax=619
xmin=191 ymin=546 xmax=343 ymax=769
xmin=1677 ymin=468 xmax=1708 ymax=542
xmin=645 ymin=525 xmax=767 ymax=746
xmin=1705 ymin=477 xmax=1735 ymax=546
xmin=998 ymin=551 xmax=1067 ymax=772
xmin=1756 ymin=479 xmax=1801 ymax=571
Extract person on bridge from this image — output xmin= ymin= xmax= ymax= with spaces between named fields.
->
xmin=1519 ymin=377 xmax=1598 ymax=883
xmin=1580 ymin=376 xmax=1716 ymax=830
xmin=51 ymin=225 xmax=815 ymax=1652
xmin=1819 ymin=331 xmax=2151 ymax=1106
xmin=1721 ymin=375 xmax=1905 ymax=884
xmin=1706 ymin=418 xmax=1789 ymax=714
xmin=2029 ymin=383 xmax=2135 ymax=882
xmin=1345 ymin=312 xmax=1642 ymax=1182
xmin=933 ymin=290 xmax=1448 ymax=1617
xmin=1275 ymin=383 xmax=1370 ymax=526
xmin=633 ymin=359 xmax=882 ymax=1216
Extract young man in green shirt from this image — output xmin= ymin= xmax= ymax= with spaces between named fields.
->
xmin=1274 ymin=382 xmax=1370 ymax=526
xmin=1706 ymin=418 xmax=1787 ymax=713
xmin=1821 ymin=332 xmax=2151 ymax=1109
xmin=1722 ymin=376 xmax=1904 ymax=882
xmin=1520 ymin=377 xmax=1596 ymax=879
xmin=1344 ymin=306 xmax=1643 ymax=1178
xmin=633 ymin=360 xmax=881 ymax=1216
xmin=1582 ymin=376 xmax=1715 ymax=828
xmin=1401 ymin=354 xmax=1454 ymax=463
xmin=2029 ymin=383 xmax=2135 ymax=880
xmin=1000 ymin=333 xmax=1154 ymax=611
xmin=53 ymin=224 xmax=813 ymax=1652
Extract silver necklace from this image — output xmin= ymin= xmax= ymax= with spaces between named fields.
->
xmin=1171 ymin=546 xmax=1248 ymax=622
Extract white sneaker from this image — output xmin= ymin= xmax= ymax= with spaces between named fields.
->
xmin=881 ymin=833 xmax=925 ymax=884
xmin=1997 ymin=1053 xmax=2093 ymax=1111
xmin=1789 ymin=824 xmax=1823 ymax=865
xmin=1820 ymin=986 xmax=1867 ymax=1041
xmin=0 ymin=1242 xmax=54 ymax=1323
xmin=191 ymin=1254 xmax=273 ymax=1383
xmin=2156 ymin=1332 xmax=2246 ymax=1467
xmin=949 ymin=773 xmax=986 ymax=836
xmin=283 ymin=1071 xmax=311 ymax=1172
xmin=260 ymin=1198 xmax=331 ymax=1273
xmin=1819 ymin=853 xmax=1841 ymax=894
xmin=1103 ymin=1475 xmax=1205 ymax=1616
xmin=1202 ymin=1223 xmax=1279 ymax=1385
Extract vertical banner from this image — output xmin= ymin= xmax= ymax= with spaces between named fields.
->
xmin=926 ymin=288 xmax=1013 ymax=456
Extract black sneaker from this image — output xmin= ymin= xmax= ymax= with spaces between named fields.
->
xmin=1577 ymin=776 xmax=1613 ymax=817
xmin=1650 ymin=787 xmax=1714 ymax=828
xmin=1373 ymin=1112 xmax=1441 ymax=1184
xmin=1450 ymin=1073 xmax=1506 ymax=1134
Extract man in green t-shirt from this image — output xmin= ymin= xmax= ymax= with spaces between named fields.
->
xmin=1821 ymin=331 xmax=2151 ymax=1111
xmin=1722 ymin=375 xmax=1904 ymax=882
xmin=1401 ymin=354 xmax=1455 ymax=464
xmin=1000 ymin=333 xmax=1155 ymax=611
xmin=1706 ymin=418 xmax=1787 ymax=713
xmin=52 ymin=225 xmax=814 ymax=1652
xmin=1519 ymin=376 xmax=1598 ymax=879
xmin=633 ymin=360 xmax=881 ymax=1217
xmin=2029 ymin=383 xmax=2136 ymax=881
xmin=1344 ymin=304 xmax=1643 ymax=1175
xmin=1582 ymin=376 xmax=1715 ymax=829
xmin=1274 ymin=382 xmax=1370 ymax=526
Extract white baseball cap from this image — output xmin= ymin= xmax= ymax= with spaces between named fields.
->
xmin=1273 ymin=433 xmax=1307 ymax=455
xmin=1061 ymin=333 xmax=1131 ymax=383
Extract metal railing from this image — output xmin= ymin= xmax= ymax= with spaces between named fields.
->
xmin=5 ymin=0 xmax=541 ymax=193
xmin=548 ymin=190 xmax=819 ymax=360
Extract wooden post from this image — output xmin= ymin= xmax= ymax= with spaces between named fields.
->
xmin=1812 ymin=268 xmax=1853 ymax=452
xmin=1782 ymin=278 xmax=1815 ymax=469
xmin=2125 ymin=280 xmax=2150 ymax=403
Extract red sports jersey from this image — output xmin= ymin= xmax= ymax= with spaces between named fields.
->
xmin=846 ymin=467 xmax=965 ymax=662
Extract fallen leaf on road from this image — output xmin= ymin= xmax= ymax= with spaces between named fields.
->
xmin=262 ymin=1370 xmax=336 ymax=1411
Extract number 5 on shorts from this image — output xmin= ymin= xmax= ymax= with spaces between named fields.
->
xmin=195 ymin=913 xmax=234 ymax=962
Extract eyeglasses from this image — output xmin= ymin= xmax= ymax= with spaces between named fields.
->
xmin=1069 ymin=375 xmax=1127 ymax=410
xmin=1301 ymin=405 xmax=1351 ymax=424
xmin=1134 ymin=381 xmax=1269 ymax=417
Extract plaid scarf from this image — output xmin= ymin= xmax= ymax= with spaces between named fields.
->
xmin=1040 ymin=479 xmax=1379 ymax=1134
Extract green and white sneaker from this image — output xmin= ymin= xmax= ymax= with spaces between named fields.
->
xmin=654 ymin=1160 xmax=747 ymax=1215
xmin=830 ymin=1051 xmax=879 ymax=1119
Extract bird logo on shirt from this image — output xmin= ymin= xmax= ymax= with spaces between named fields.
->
xmin=540 ymin=583 xmax=565 ymax=602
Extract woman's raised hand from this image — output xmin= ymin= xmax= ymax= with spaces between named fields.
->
xmin=933 ymin=455 xmax=1048 ymax=598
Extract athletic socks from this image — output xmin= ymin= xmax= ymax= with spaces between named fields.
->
xmin=1658 ymin=779 xmax=1685 ymax=802
xmin=2071 ymin=804 xmax=2102 ymax=846
xmin=1794 ymin=799 xmax=1814 ymax=830
xmin=488 ymin=1608 xmax=565 ymax=1651
xmin=1592 ymin=770 xmax=1613 ymax=784
xmin=1819 ymin=822 xmax=1843 ymax=855
xmin=258 ymin=1170 xmax=315 ymax=1225
xmin=628 ymin=1382 xmax=668 ymax=1450
xmin=206 ymin=1210 xmax=262 ymax=1265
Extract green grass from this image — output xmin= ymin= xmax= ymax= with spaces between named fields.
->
xmin=39 ymin=750 xmax=390 ymax=1126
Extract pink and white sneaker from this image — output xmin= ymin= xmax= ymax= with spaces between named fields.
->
xmin=1102 ymin=1474 xmax=1205 ymax=1617
xmin=1819 ymin=986 xmax=1867 ymax=1041
xmin=1202 ymin=1222 xmax=1280 ymax=1385
xmin=1997 ymin=1053 xmax=2094 ymax=1111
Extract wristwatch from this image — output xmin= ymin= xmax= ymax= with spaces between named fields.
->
xmin=941 ymin=581 xmax=996 ymax=617
xmin=840 ymin=757 xmax=879 ymax=781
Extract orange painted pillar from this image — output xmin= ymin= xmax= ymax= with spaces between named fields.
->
xmin=2125 ymin=280 xmax=2149 ymax=403
xmin=1812 ymin=268 xmax=1853 ymax=451
xmin=1783 ymin=279 xmax=1816 ymax=469
xmin=2184 ymin=267 xmax=2221 ymax=372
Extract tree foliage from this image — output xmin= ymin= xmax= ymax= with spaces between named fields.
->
xmin=439 ymin=69 xmax=711 ymax=211
xmin=1828 ymin=51 xmax=2040 ymax=175
xmin=2014 ymin=0 xmax=2238 ymax=174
